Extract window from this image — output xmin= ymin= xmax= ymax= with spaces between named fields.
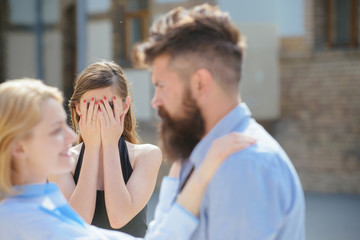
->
xmin=112 ymin=0 xmax=149 ymax=67
xmin=124 ymin=9 xmax=148 ymax=62
xmin=315 ymin=0 xmax=359 ymax=49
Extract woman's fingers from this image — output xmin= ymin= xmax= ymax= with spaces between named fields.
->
xmin=79 ymin=98 xmax=88 ymax=121
xmin=102 ymin=96 xmax=115 ymax=121
xmin=99 ymin=101 xmax=110 ymax=125
xmin=92 ymin=101 xmax=99 ymax=126
xmin=211 ymin=133 xmax=256 ymax=160
xmin=113 ymin=96 xmax=121 ymax=121
xmin=98 ymin=107 xmax=105 ymax=126
xmin=87 ymin=98 xmax=96 ymax=124
xmin=231 ymin=133 xmax=256 ymax=150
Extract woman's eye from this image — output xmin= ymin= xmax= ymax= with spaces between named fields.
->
xmin=52 ymin=127 xmax=62 ymax=135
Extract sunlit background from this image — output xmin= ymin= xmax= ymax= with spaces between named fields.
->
xmin=0 ymin=0 xmax=359 ymax=239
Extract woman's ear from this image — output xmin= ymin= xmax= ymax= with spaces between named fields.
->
xmin=122 ymin=96 xmax=131 ymax=114
xmin=75 ymin=102 xmax=81 ymax=116
xmin=11 ymin=140 xmax=26 ymax=162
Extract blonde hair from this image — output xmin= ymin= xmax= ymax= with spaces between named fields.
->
xmin=69 ymin=61 xmax=140 ymax=144
xmin=0 ymin=79 xmax=63 ymax=200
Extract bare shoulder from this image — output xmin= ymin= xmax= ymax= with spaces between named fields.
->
xmin=129 ymin=142 xmax=162 ymax=168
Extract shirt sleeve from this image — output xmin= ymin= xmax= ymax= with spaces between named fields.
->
xmin=151 ymin=176 xmax=179 ymax=220
xmin=145 ymin=203 xmax=199 ymax=240
xmin=145 ymin=177 xmax=199 ymax=240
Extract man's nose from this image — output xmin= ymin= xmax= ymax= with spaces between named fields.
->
xmin=151 ymin=90 xmax=162 ymax=109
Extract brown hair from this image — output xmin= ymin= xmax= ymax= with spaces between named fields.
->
xmin=133 ymin=3 xmax=246 ymax=90
xmin=69 ymin=61 xmax=140 ymax=144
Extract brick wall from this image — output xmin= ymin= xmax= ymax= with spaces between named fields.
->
xmin=273 ymin=50 xmax=360 ymax=193
xmin=143 ymin=0 xmax=360 ymax=194
xmin=272 ymin=0 xmax=360 ymax=194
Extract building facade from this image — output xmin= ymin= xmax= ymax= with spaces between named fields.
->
xmin=1 ymin=0 xmax=359 ymax=193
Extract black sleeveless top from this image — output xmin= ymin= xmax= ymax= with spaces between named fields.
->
xmin=73 ymin=138 xmax=147 ymax=237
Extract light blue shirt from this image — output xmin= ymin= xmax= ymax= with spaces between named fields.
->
xmin=180 ymin=103 xmax=305 ymax=240
xmin=0 ymin=179 xmax=197 ymax=240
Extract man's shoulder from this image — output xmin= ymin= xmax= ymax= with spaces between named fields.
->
xmin=217 ymin=145 xmax=285 ymax=177
xmin=211 ymin=129 xmax=295 ymax=186
xmin=230 ymin=118 xmax=291 ymax=167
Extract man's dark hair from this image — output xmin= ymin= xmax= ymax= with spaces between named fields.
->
xmin=133 ymin=4 xmax=246 ymax=90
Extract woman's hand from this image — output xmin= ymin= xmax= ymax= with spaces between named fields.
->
xmin=176 ymin=132 xmax=256 ymax=216
xmin=204 ymin=132 xmax=256 ymax=168
xmin=98 ymin=96 xmax=125 ymax=146
xmin=78 ymin=98 xmax=101 ymax=148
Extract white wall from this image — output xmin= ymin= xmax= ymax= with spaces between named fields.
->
xmin=123 ymin=69 xmax=154 ymax=121
xmin=7 ymin=0 xmax=61 ymax=89
xmin=43 ymin=30 xmax=62 ymax=89
xmin=7 ymin=30 xmax=62 ymax=89
xmin=87 ymin=20 xmax=113 ymax=65
xmin=218 ymin=0 xmax=305 ymax=37
xmin=7 ymin=32 xmax=36 ymax=80
xmin=87 ymin=0 xmax=111 ymax=14
xmin=237 ymin=23 xmax=280 ymax=120
xmin=216 ymin=0 xmax=298 ymax=119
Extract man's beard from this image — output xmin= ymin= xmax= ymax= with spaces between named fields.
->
xmin=157 ymin=91 xmax=205 ymax=163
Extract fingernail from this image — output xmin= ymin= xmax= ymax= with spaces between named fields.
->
xmin=104 ymin=96 xmax=107 ymax=100
xmin=98 ymin=108 xmax=101 ymax=112
xmin=91 ymin=98 xmax=94 ymax=101
xmin=113 ymin=96 xmax=116 ymax=100
xmin=95 ymin=101 xmax=98 ymax=105
xmin=100 ymin=100 xmax=103 ymax=104
xmin=83 ymin=99 xmax=87 ymax=103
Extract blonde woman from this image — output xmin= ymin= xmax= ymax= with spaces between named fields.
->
xmin=0 ymin=79 xmax=255 ymax=239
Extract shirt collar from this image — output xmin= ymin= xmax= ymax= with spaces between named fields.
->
xmin=13 ymin=182 xmax=59 ymax=198
xmin=189 ymin=103 xmax=252 ymax=168
xmin=11 ymin=182 xmax=85 ymax=227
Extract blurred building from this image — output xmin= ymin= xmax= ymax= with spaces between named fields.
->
xmin=0 ymin=0 xmax=359 ymax=193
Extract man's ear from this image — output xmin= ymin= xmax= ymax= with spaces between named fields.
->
xmin=190 ymin=68 xmax=212 ymax=102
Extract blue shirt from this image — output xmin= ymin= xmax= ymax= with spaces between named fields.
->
xmin=180 ymin=103 xmax=305 ymax=240
xmin=0 ymin=180 xmax=198 ymax=240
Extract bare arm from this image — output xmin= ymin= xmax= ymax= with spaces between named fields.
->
xmin=102 ymin=144 xmax=162 ymax=228
xmin=98 ymin=96 xmax=162 ymax=228
xmin=51 ymin=98 xmax=101 ymax=224
xmin=69 ymin=146 xmax=100 ymax=223
xmin=49 ymin=146 xmax=100 ymax=224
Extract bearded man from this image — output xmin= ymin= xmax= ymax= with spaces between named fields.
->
xmin=134 ymin=4 xmax=305 ymax=240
